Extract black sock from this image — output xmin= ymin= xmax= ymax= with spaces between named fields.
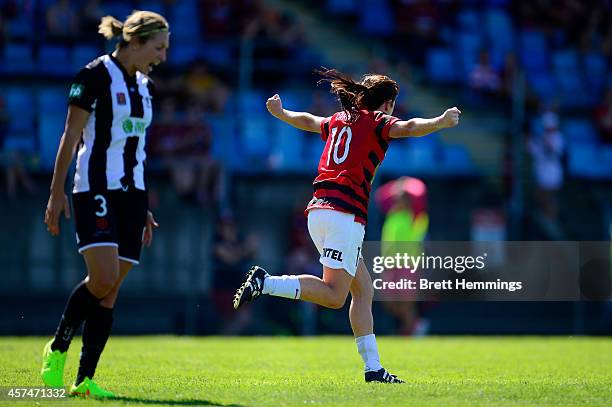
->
xmin=51 ymin=281 xmax=100 ymax=353
xmin=76 ymin=304 xmax=114 ymax=385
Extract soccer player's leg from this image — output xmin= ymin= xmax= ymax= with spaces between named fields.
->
xmin=42 ymin=192 xmax=118 ymax=388
xmin=70 ymin=260 xmax=131 ymax=399
xmin=233 ymin=263 xmax=353 ymax=310
xmin=351 ymin=259 xmax=404 ymax=384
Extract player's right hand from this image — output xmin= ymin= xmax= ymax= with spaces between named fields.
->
xmin=266 ymin=94 xmax=284 ymax=118
xmin=44 ymin=192 xmax=70 ymax=236
xmin=440 ymin=107 xmax=461 ymax=128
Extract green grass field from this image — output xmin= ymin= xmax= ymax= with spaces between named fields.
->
xmin=1 ymin=336 xmax=611 ymax=406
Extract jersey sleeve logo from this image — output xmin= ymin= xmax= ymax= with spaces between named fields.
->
xmin=69 ymin=84 xmax=84 ymax=99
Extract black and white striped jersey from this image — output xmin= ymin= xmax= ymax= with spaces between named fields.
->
xmin=68 ymin=54 xmax=154 ymax=193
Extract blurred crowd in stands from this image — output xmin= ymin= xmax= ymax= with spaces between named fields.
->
xmin=0 ymin=0 xmax=609 ymax=222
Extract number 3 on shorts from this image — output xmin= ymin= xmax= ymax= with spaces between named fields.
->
xmin=94 ymin=194 xmax=108 ymax=217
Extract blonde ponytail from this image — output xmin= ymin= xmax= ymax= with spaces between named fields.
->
xmin=98 ymin=15 xmax=124 ymax=40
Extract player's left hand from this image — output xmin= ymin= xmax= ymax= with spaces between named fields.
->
xmin=142 ymin=210 xmax=159 ymax=247
xmin=440 ymin=107 xmax=461 ymax=128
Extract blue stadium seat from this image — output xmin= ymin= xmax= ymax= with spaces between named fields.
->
xmin=359 ymin=0 xmax=394 ymax=36
xmin=138 ymin=0 xmax=166 ymax=15
xmin=405 ymin=142 xmax=437 ymax=174
xmin=72 ymin=44 xmax=99 ymax=71
xmin=37 ymin=87 xmax=67 ymax=115
xmin=457 ymin=10 xmax=481 ymax=33
xmin=527 ymin=73 xmax=555 ymax=103
xmin=101 ymin=4 xmax=132 ymax=20
xmin=485 ymin=9 xmax=514 ymax=55
xmin=552 ymin=50 xmax=578 ymax=75
xmin=7 ymin=14 xmax=34 ymax=40
xmin=168 ymin=42 xmax=201 ymax=66
xmin=562 ymin=119 xmax=598 ymax=145
xmin=456 ymin=32 xmax=483 ymax=78
xmin=519 ymin=30 xmax=548 ymax=74
xmin=326 ymin=0 xmax=358 ymax=15
xmin=200 ymin=41 xmax=232 ymax=66
xmin=5 ymin=88 xmax=35 ymax=132
xmin=169 ymin=0 xmax=200 ymax=40
xmin=443 ymin=144 xmax=474 ymax=174
xmin=584 ymin=52 xmax=607 ymax=93
xmin=555 ymin=73 xmax=592 ymax=108
xmin=38 ymin=44 xmax=71 ymax=75
xmin=426 ymin=48 xmax=457 ymax=83
xmin=0 ymin=43 xmax=34 ymax=74
xmin=275 ymin=123 xmax=305 ymax=172
xmin=206 ymin=116 xmax=237 ymax=163
xmin=237 ymin=90 xmax=265 ymax=114
xmin=38 ymin=112 xmax=65 ymax=170
xmin=379 ymin=138 xmax=410 ymax=176
xmin=3 ymin=88 xmax=36 ymax=153
xmin=568 ymin=145 xmax=612 ymax=179
xmin=239 ymin=118 xmax=272 ymax=168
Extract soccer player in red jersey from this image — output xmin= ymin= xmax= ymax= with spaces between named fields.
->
xmin=234 ymin=68 xmax=460 ymax=383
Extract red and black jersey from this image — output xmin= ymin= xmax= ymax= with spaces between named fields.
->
xmin=306 ymin=110 xmax=399 ymax=224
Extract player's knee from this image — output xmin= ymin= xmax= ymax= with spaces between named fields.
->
xmin=326 ymin=290 xmax=348 ymax=309
xmin=88 ymin=272 xmax=118 ymax=298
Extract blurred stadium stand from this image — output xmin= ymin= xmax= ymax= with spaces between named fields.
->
xmin=0 ymin=0 xmax=610 ymax=335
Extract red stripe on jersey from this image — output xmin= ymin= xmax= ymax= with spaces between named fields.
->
xmin=307 ymin=110 xmax=398 ymax=224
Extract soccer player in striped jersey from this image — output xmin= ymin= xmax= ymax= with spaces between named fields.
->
xmin=41 ymin=11 xmax=169 ymax=398
xmin=234 ymin=68 xmax=461 ymax=383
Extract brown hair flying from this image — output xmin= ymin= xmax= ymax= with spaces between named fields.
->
xmin=316 ymin=68 xmax=399 ymax=121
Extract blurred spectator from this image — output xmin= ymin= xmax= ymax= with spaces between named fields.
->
xmin=200 ymin=0 xmax=237 ymax=38
xmin=377 ymin=177 xmax=429 ymax=336
xmin=469 ymin=51 xmax=501 ymax=97
xmin=45 ymin=0 xmax=79 ymax=43
xmin=0 ymin=97 xmax=35 ymax=199
xmin=211 ymin=214 xmax=257 ymax=334
xmin=594 ymin=87 xmax=612 ymax=144
xmin=183 ymin=60 xmax=230 ymax=113
xmin=78 ymin=0 xmax=104 ymax=42
xmin=149 ymin=99 xmax=221 ymax=206
xmin=499 ymin=52 xmax=518 ymax=99
xmin=527 ymin=111 xmax=564 ymax=222
xmin=243 ymin=5 xmax=305 ymax=84
xmin=393 ymin=0 xmax=441 ymax=64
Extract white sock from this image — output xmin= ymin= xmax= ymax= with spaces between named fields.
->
xmin=262 ymin=275 xmax=301 ymax=299
xmin=356 ymin=334 xmax=382 ymax=372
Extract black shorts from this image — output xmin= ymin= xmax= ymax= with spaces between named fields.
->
xmin=72 ymin=188 xmax=148 ymax=264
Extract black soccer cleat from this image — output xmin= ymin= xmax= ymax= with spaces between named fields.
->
xmin=365 ymin=368 xmax=405 ymax=384
xmin=233 ymin=266 xmax=269 ymax=310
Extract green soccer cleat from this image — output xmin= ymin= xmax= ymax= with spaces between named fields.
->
xmin=70 ymin=377 xmax=115 ymax=399
xmin=41 ymin=339 xmax=67 ymax=388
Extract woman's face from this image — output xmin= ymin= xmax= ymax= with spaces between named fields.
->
xmin=133 ymin=31 xmax=169 ymax=75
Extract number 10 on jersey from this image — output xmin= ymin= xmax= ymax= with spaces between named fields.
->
xmin=327 ymin=126 xmax=353 ymax=166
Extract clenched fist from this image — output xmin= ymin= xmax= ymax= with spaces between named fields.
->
xmin=266 ymin=94 xmax=284 ymax=118
xmin=439 ymin=107 xmax=461 ymax=129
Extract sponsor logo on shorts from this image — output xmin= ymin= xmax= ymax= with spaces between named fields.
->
xmin=322 ymin=248 xmax=343 ymax=261
xmin=96 ymin=218 xmax=109 ymax=230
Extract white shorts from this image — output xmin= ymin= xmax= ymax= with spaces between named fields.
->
xmin=307 ymin=208 xmax=365 ymax=277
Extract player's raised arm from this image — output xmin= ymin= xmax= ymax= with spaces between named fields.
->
xmin=266 ymin=94 xmax=325 ymax=133
xmin=389 ymin=107 xmax=461 ymax=138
